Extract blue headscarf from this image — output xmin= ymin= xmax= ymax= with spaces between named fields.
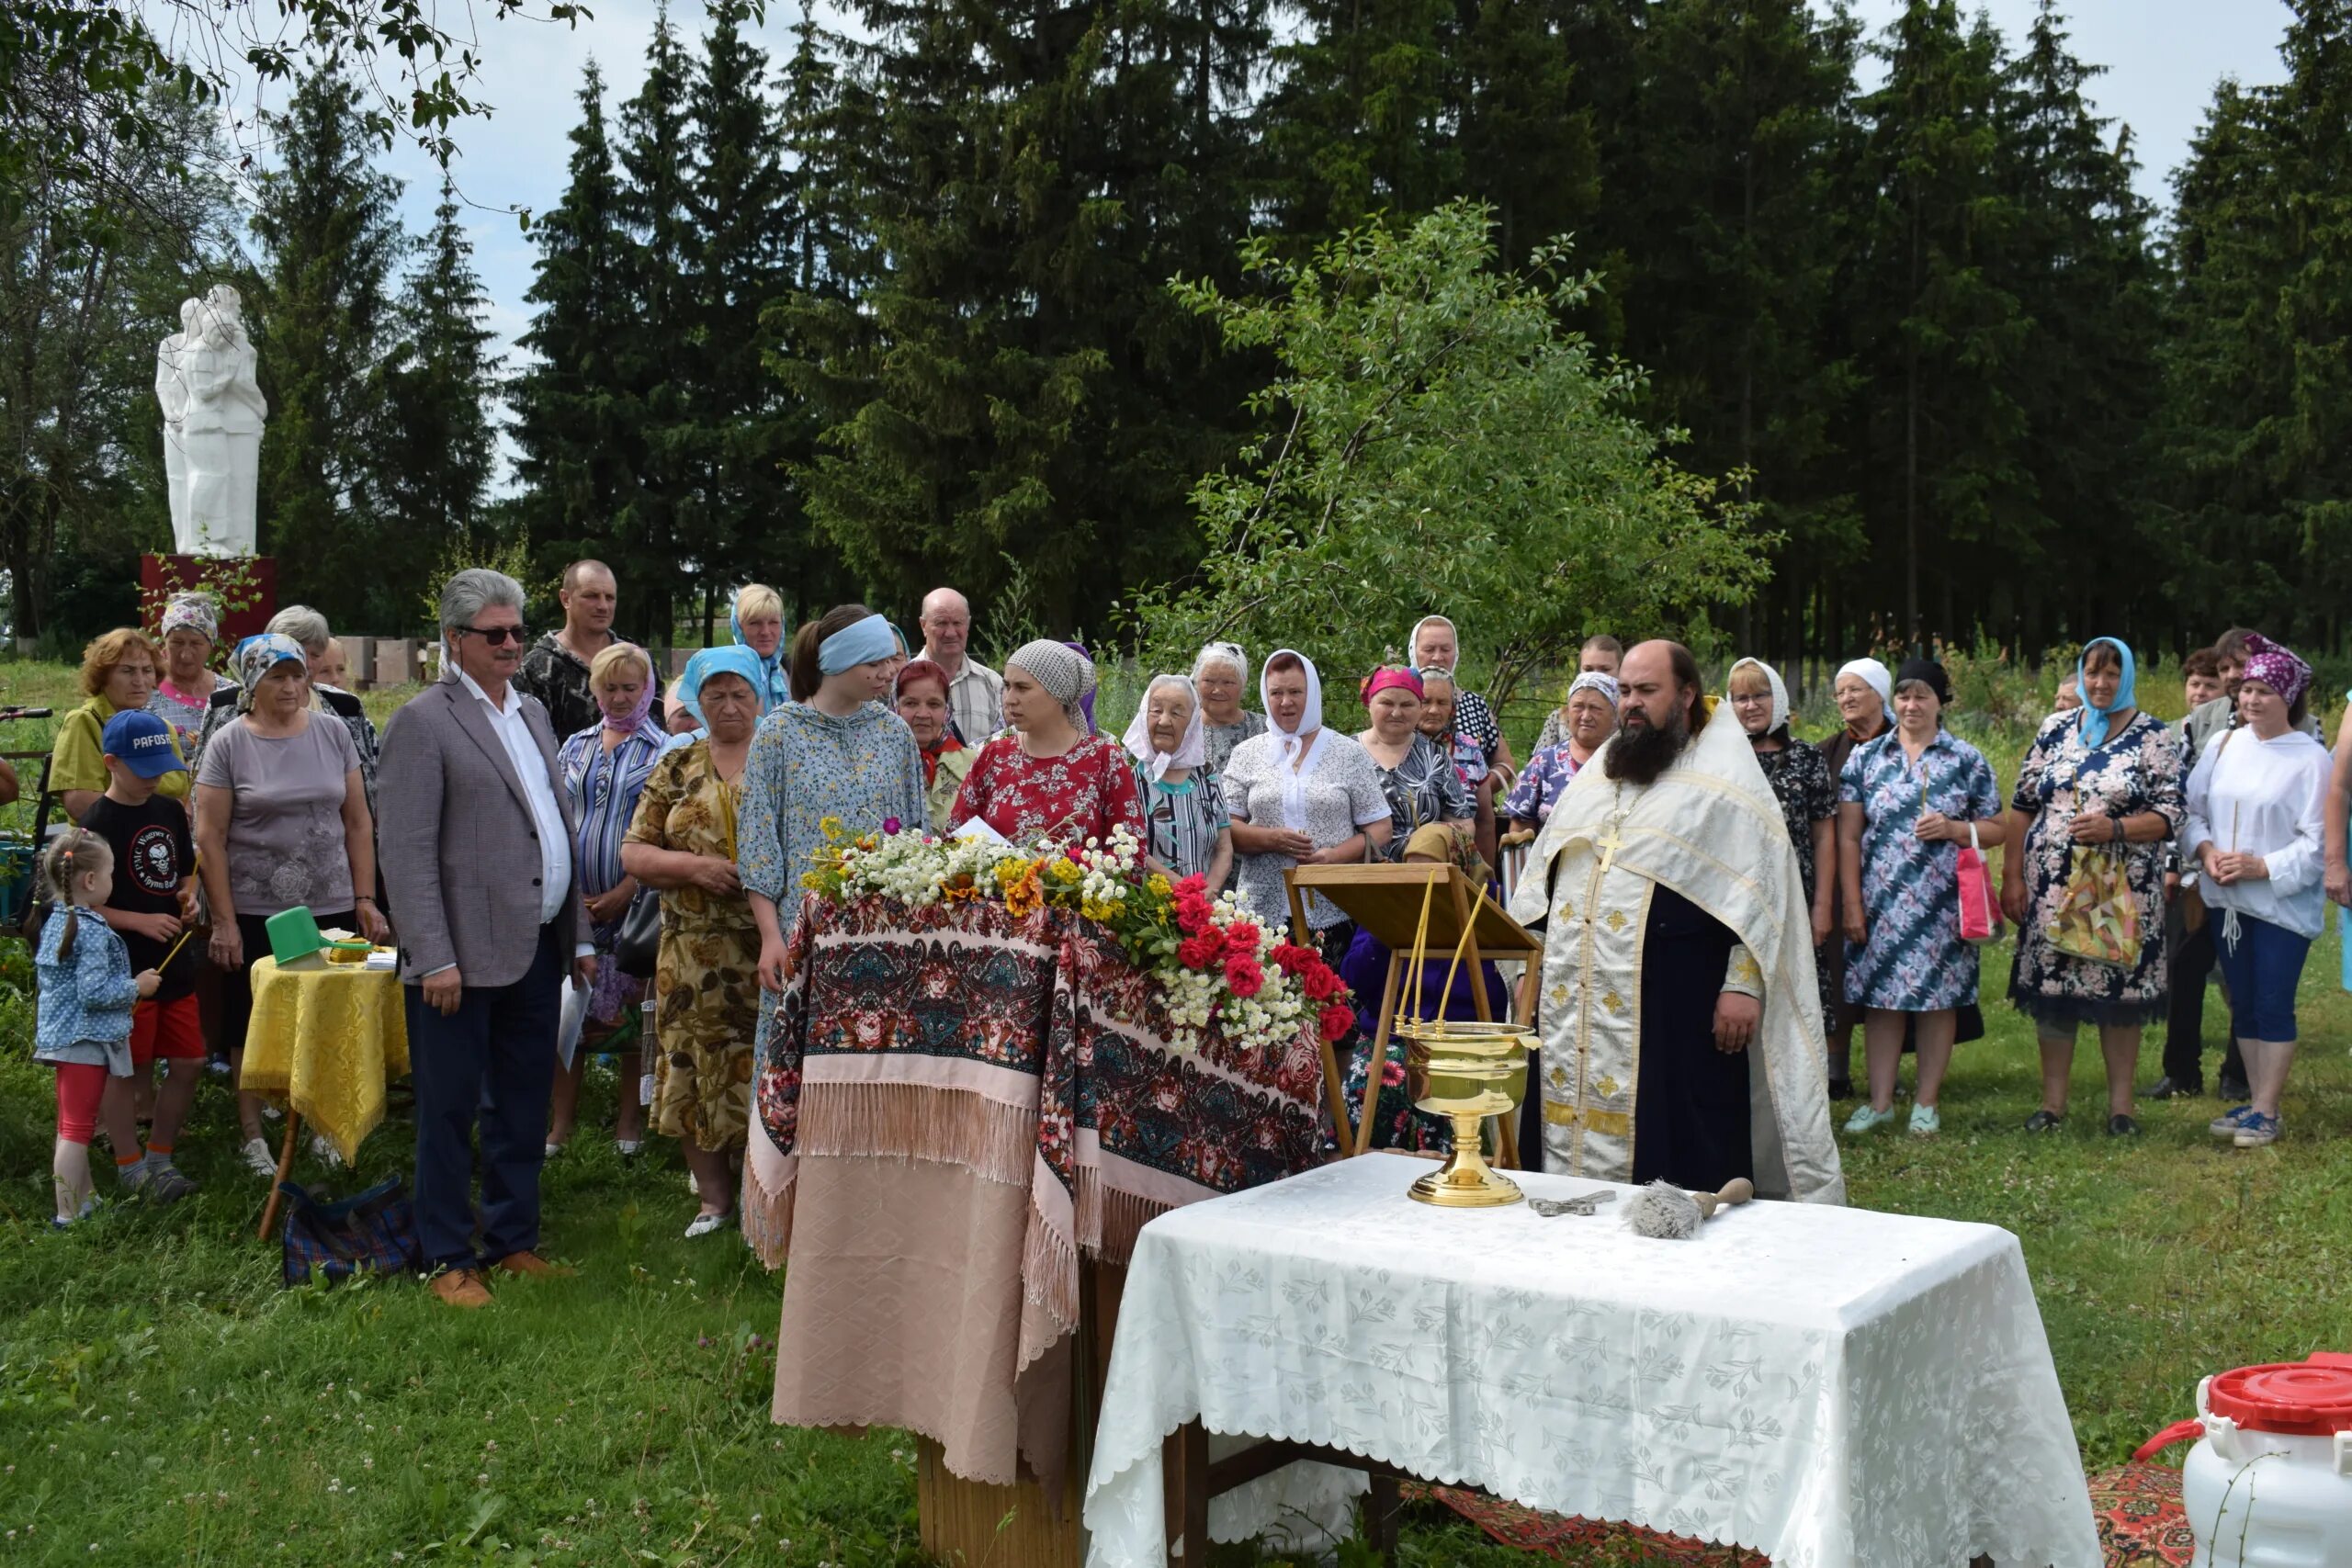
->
xmin=818 ymin=613 xmax=897 ymax=675
xmin=2075 ymin=637 xmax=2136 ymax=748
xmin=673 ymin=645 xmax=771 ymax=728
xmin=728 ymin=598 xmax=790 ymax=709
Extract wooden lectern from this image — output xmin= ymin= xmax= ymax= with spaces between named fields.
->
xmin=1282 ymin=863 xmax=1541 ymax=1159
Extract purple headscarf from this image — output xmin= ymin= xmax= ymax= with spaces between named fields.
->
xmin=2238 ymin=633 xmax=2312 ymax=711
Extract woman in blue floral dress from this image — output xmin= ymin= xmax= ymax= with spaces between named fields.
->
xmin=2001 ymin=637 xmax=2184 ymax=1138
xmin=1836 ymin=658 xmax=2006 ymax=1138
xmin=737 ymin=605 xmax=929 ymax=1062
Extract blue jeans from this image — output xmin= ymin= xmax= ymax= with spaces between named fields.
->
xmin=407 ymin=923 xmax=563 ymax=1269
xmin=2212 ymin=913 xmax=2310 ymax=1044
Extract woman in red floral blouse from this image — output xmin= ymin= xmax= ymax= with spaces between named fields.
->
xmin=948 ymin=639 xmax=1145 ymax=848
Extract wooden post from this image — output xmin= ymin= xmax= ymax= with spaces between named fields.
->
xmin=256 ymin=1110 xmax=299 ymax=1240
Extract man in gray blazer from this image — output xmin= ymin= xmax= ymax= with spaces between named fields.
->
xmin=379 ymin=569 xmax=596 ymax=1307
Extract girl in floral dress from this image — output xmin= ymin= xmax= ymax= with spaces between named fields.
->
xmin=2001 ymin=637 xmax=2183 ymax=1138
xmin=1837 ymin=658 xmax=2006 ymax=1138
xmin=949 ymin=640 xmax=1144 ymax=849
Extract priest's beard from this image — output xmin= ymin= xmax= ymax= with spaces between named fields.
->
xmin=1605 ymin=706 xmax=1690 ymax=785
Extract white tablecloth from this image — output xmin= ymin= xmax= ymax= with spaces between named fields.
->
xmin=1083 ymin=1156 xmax=2099 ymax=1568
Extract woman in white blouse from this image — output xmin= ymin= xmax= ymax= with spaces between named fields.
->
xmin=1223 ymin=649 xmax=1393 ymax=957
xmin=2181 ymin=635 xmax=2330 ymax=1148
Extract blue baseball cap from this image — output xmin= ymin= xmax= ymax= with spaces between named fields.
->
xmin=101 ymin=709 xmax=187 ymax=778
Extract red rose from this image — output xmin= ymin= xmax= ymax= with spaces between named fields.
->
xmin=1268 ymin=942 xmax=1314 ymax=976
xmin=1224 ymin=955 xmax=1265 ymax=998
xmin=1173 ymin=894 xmax=1214 ymax=936
xmin=1173 ymin=874 xmax=1206 ymax=898
xmin=1224 ymin=921 xmax=1261 ymax=953
xmin=1318 ymin=1003 xmax=1357 ymax=1043
xmin=1177 ymin=933 xmax=1224 ymax=971
xmin=1302 ymin=964 xmax=1343 ymax=1002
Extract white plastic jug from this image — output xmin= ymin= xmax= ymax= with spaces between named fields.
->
xmin=2137 ymin=1353 xmax=2352 ymax=1568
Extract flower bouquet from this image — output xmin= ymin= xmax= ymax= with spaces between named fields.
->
xmin=803 ymin=819 xmax=1353 ymax=1057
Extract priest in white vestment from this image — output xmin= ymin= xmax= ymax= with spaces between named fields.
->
xmin=1507 ymin=641 xmax=1844 ymax=1203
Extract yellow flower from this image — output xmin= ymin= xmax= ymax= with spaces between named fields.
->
xmin=1003 ymin=866 xmax=1043 ymax=919
xmin=1048 ymin=858 xmax=1082 ymax=886
xmin=1147 ymin=874 xmax=1171 ymax=897
xmin=819 ymin=816 xmax=847 ymax=840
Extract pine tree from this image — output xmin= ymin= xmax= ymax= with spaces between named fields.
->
xmin=378 ymin=177 xmax=498 ymax=624
xmin=684 ymin=0 xmax=813 ymax=618
xmin=248 ymin=60 xmax=409 ymax=628
xmin=613 ymin=4 xmax=698 ymax=643
xmin=511 ymin=60 xmax=646 ymax=625
xmin=784 ymin=0 xmax=1259 ymax=627
xmin=1613 ymin=0 xmax=1861 ymax=671
xmin=1846 ymin=0 xmax=2029 ymax=645
xmin=1262 ymin=0 xmax=1459 ymax=234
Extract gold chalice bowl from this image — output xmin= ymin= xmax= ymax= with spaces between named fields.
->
xmin=1401 ymin=1019 xmax=1534 ymax=1208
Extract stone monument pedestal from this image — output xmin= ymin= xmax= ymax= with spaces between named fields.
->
xmin=140 ymin=555 xmax=277 ymax=644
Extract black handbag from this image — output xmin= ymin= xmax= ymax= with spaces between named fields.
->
xmin=615 ymin=889 xmax=662 ymax=979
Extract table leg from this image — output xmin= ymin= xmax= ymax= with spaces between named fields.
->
xmin=1367 ymin=1470 xmax=1401 ymax=1562
xmin=1176 ymin=1419 xmax=1208 ymax=1568
xmin=255 ymin=1111 xmax=300 ymax=1240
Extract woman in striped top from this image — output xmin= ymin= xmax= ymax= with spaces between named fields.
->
xmin=1123 ymin=674 xmax=1233 ymax=890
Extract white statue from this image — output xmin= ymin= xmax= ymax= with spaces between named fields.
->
xmin=156 ymin=285 xmax=266 ymax=557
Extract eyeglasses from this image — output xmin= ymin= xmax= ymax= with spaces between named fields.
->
xmin=455 ymin=624 xmax=528 ymax=647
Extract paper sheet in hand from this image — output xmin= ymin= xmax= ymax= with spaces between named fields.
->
xmin=951 ymin=817 xmax=1010 ymax=847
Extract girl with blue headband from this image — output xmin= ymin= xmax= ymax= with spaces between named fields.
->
xmin=2001 ymin=637 xmax=2186 ymax=1138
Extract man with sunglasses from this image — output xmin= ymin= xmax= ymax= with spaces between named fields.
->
xmin=379 ymin=569 xmax=597 ymax=1308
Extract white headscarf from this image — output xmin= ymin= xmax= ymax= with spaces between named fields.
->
xmin=1408 ymin=615 xmax=1458 ymax=671
xmin=1729 ymin=657 xmax=1791 ymax=736
xmin=1836 ymin=657 xmax=1893 ymax=725
xmin=1261 ymin=649 xmax=1327 ymax=832
xmin=1122 ymin=673 xmax=1206 ymax=784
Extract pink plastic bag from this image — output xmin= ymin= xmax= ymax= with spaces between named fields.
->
xmin=1956 ymin=822 xmax=2001 ymax=946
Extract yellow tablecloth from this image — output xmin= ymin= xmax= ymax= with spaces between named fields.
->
xmin=240 ymin=956 xmax=410 ymax=1164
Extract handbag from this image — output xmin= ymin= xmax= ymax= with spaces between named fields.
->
xmin=1956 ymin=821 xmax=2002 ymax=946
xmin=615 ymin=888 xmax=662 ymax=980
xmin=2051 ymin=845 xmax=2142 ymax=967
xmin=280 ymin=1176 xmax=422 ymax=1286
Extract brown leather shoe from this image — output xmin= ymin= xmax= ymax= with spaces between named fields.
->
xmin=492 ymin=1250 xmax=574 ymax=1280
xmin=430 ymin=1268 xmax=492 ymax=1308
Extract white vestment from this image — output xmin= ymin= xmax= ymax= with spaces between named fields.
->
xmin=1506 ymin=705 xmax=1845 ymax=1202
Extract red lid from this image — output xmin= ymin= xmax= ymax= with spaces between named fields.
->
xmin=2208 ymin=1354 xmax=2352 ymax=1437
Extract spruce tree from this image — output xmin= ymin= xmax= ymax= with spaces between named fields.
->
xmin=247 ymin=60 xmax=408 ymax=627
xmin=379 ymin=176 xmax=498 ymax=623
xmin=511 ymin=59 xmax=647 ymax=625
xmin=614 ymin=4 xmax=697 ymax=644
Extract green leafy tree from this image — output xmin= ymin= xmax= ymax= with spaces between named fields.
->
xmin=247 ymin=59 xmax=409 ymax=628
xmin=511 ymin=60 xmax=649 ymax=629
xmin=1127 ymin=204 xmax=1770 ymax=711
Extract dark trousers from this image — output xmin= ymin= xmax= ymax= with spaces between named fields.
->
xmin=407 ymin=923 xmax=563 ymax=1269
xmin=2162 ymin=902 xmax=2245 ymax=1088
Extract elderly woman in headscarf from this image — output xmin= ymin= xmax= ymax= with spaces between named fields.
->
xmin=1193 ymin=641 xmax=1266 ymax=776
xmin=949 ymin=638 xmax=1143 ymax=847
xmin=2181 ymin=635 xmax=2329 ymax=1149
xmin=1221 ymin=650 xmax=1394 ymax=957
xmin=1122 ymin=673 xmax=1232 ymax=888
xmin=1728 ymin=658 xmax=1838 ymax=1029
xmin=895 ymin=658 xmax=974 ymax=829
xmin=729 ymin=582 xmax=792 ymax=710
xmin=548 ymin=640 xmax=673 ymax=1156
xmin=1507 ymin=671 xmax=1617 ymax=832
xmin=623 ymin=644 xmax=766 ymax=1236
xmin=1818 ymin=656 xmax=1894 ymax=1097
xmin=1998 ymin=637 xmax=2185 ymax=1139
xmin=195 ymin=604 xmax=380 ymax=816
xmin=194 ymin=634 xmax=383 ymax=1175
xmin=147 ymin=592 xmax=235 ymax=755
xmin=1408 ymin=614 xmax=1513 ymax=772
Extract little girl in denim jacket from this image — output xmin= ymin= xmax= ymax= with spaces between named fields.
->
xmin=34 ymin=828 xmax=159 ymax=1226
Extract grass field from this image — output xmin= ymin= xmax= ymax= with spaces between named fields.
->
xmin=3 ymin=653 xmax=2349 ymax=1566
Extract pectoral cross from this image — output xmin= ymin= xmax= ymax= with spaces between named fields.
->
xmin=1595 ymin=797 xmax=1631 ymax=876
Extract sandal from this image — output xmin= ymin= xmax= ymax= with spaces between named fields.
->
xmin=683 ymin=1210 xmax=738 ymax=1239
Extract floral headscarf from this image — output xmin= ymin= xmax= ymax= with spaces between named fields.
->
xmin=2238 ymin=633 xmax=2312 ymax=711
xmin=232 ymin=633 xmax=308 ymax=714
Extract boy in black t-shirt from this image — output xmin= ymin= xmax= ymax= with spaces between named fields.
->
xmin=81 ymin=711 xmax=202 ymax=1201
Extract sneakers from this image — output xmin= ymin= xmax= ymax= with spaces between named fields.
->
xmin=2023 ymin=1109 xmax=2064 ymax=1134
xmin=144 ymin=1162 xmax=198 ymax=1203
xmin=430 ymin=1268 xmax=493 ymax=1308
xmin=1842 ymin=1104 xmax=1895 ymax=1134
xmin=308 ymin=1132 xmax=344 ymax=1169
xmin=2232 ymin=1112 xmax=2282 ymax=1147
xmin=242 ymin=1136 xmax=278 ymax=1178
xmin=2208 ymin=1105 xmax=2258 ymax=1138
xmin=1907 ymin=1104 xmax=1939 ymax=1137
xmin=2142 ymin=1076 xmax=2201 ymax=1100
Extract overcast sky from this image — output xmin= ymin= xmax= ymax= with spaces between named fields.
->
xmin=327 ymin=0 xmax=2294 ymax=480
